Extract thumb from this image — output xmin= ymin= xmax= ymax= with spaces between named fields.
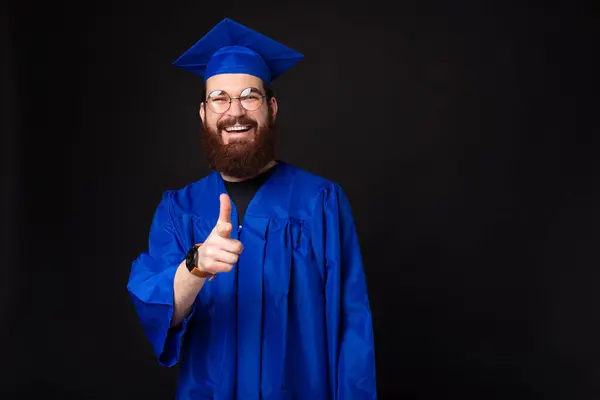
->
xmin=218 ymin=193 xmax=232 ymax=224
xmin=215 ymin=193 xmax=232 ymax=238
xmin=215 ymin=221 xmax=232 ymax=238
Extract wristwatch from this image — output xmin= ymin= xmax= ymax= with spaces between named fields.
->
xmin=185 ymin=243 xmax=215 ymax=280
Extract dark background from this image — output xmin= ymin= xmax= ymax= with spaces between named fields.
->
xmin=1 ymin=1 xmax=597 ymax=399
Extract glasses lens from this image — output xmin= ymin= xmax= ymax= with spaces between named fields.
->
xmin=207 ymin=91 xmax=230 ymax=113
xmin=206 ymin=88 xmax=265 ymax=113
xmin=241 ymin=94 xmax=263 ymax=111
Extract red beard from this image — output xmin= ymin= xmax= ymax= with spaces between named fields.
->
xmin=201 ymin=113 xmax=276 ymax=179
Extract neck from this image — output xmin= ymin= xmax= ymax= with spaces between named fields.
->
xmin=220 ymin=159 xmax=277 ymax=183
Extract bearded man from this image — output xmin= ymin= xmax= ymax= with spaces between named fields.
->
xmin=127 ymin=18 xmax=377 ymax=400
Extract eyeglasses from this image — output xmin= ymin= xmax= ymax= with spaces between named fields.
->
xmin=205 ymin=87 xmax=266 ymax=114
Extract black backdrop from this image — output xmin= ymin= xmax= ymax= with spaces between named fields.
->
xmin=1 ymin=1 xmax=597 ymax=399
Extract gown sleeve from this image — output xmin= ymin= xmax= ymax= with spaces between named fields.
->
xmin=313 ymin=183 xmax=377 ymax=399
xmin=126 ymin=190 xmax=197 ymax=367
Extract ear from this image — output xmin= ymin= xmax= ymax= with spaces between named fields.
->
xmin=269 ymin=97 xmax=278 ymax=123
xmin=199 ymin=102 xmax=205 ymax=122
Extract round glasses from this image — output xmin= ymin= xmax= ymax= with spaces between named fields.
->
xmin=205 ymin=87 xmax=266 ymax=114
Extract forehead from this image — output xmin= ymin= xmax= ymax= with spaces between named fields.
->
xmin=205 ymin=73 xmax=264 ymax=94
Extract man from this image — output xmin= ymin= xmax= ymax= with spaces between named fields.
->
xmin=127 ymin=18 xmax=377 ymax=399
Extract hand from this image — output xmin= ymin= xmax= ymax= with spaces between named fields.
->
xmin=196 ymin=193 xmax=243 ymax=275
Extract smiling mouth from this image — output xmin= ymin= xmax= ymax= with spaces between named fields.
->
xmin=224 ymin=125 xmax=252 ymax=133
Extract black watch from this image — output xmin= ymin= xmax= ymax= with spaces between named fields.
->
xmin=185 ymin=243 xmax=215 ymax=280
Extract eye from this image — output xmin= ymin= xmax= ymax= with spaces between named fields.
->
xmin=211 ymin=96 xmax=229 ymax=103
xmin=207 ymin=90 xmax=229 ymax=104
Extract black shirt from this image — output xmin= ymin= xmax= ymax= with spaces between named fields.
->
xmin=223 ymin=164 xmax=278 ymax=226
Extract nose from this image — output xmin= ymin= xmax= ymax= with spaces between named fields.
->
xmin=226 ymin=98 xmax=245 ymax=118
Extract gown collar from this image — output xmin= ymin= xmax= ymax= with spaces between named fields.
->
xmin=210 ymin=160 xmax=288 ymax=220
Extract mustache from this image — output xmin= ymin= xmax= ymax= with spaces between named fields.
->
xmin=216 ymin=116 xmax=258 ymax=131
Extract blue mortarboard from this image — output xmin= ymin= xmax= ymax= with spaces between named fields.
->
xmin=172 ymin=18 xmax=303 ymax=83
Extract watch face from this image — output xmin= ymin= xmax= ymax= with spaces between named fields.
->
xmin=186 ymin=245 xmax=198 ymax=271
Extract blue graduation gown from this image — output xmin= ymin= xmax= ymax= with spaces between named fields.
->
xmin=127 ymin=162 xmax=377 ymax=399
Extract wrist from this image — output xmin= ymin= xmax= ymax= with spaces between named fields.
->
xmin=185 ymin=243 xmax=215 ymax=280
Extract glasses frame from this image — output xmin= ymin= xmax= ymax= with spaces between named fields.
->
xmin=205 ymin=87 xmax=267 ymax=114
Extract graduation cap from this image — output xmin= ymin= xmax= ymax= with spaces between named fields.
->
xmin=172 ymin=18 xmax=303 ymax=83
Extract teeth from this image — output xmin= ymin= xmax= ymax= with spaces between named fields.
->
xmin=225 ymin=126 xmax=250 ymax=132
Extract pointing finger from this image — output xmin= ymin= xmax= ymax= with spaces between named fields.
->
xmin=213 ymin=236 xmax=244 ymax=254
